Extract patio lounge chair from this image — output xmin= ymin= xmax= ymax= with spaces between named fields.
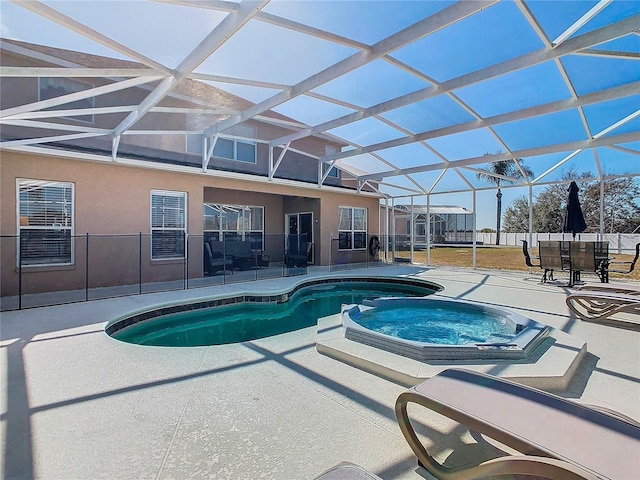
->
xmin=566 ymin=290 xmax=640 ymax=325
xmin=395 ymin=368 xmax=640 ymax=480
xmin=577 ymin=282 xmax=640 ymax=296
xmin=313 ymin=462 xmax=382 ymax=480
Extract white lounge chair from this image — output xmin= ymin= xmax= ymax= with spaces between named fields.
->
xmin=577 ymin=282 xmax=640 ymax=296
xmin=313 ymin=462 xmax=382 ymax=480
xmin=396 ymin=368 xmax=640 ymax=480
xmin=566 ymin=289 xmax=640 ymax=326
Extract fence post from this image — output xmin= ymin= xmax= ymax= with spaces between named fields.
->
xmin=329 ymin=233 xmax=333 ymax=272
xmin=85 ymin=233 xmax=89 ymax=302
xmin=184 ymin=233 xmax=188 ymax=291
xmin=618 ymin=232 xmax=622 ymax=254
xmin=139 ymin=232 xmax=142 ymax=295
xmin=18 ymin=235 xmax=22 ymax=310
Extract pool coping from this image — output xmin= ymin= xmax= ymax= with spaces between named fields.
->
xmin=342 ymin=297 xmax=550 ymax=361
xmin=316 ymin=305 xmax=587 ymax=391
xmin=105 ymin=274 xmax=443 ymax=337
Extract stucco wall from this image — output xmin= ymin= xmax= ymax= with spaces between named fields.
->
xmin=1 ymin=151 xmax=380 ymax=296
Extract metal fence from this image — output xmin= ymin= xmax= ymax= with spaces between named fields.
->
xmin=0 ymin=233 xmax=312 ymax=311
xmin=328 ymin=234 xmax=415 ymax=271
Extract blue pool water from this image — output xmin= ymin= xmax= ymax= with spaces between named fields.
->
xmin=350 ymin=303 xmax=514 ymax=345
xmin=343 ymin=297 xmax=549 ymax=361
xmin=110 ymin=281 xmax=436 ymax=347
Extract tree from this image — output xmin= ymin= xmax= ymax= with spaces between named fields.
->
xmin=502 ymin=196 xmax=532 ymax=232
xmin=476 ymin=153 xmax=534 ymax=245
xmin=502 ymin=169 xmax=640 ymax=234
xmin=582 ymin=177 xmax=640 ymax=233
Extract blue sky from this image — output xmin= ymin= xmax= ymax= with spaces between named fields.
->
xmin=1 ymin=0 xmax=639 ymax=229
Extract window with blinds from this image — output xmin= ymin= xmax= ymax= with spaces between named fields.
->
xmin=151 ymin=190 xmax=186 ymax=259
xmin=18 ymin=179 xmax=74 ymax=266
xmin=338 ymin=206 xmax=367 ymax=250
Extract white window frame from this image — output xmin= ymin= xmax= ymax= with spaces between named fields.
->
xmin=151 ymin=190 xmax=187 ymax=260
xmin=186 ymin=123 xmax=257 ymax=164
xmin=17 ymin=178 xmax=75 ymax=267
xmin=338 ymin=206 xmax=367 ymax=251
xmin=324 ymin=164 xmax=339 ymax=178
xmin=203 ymin=203 xmax=264 ymax=248
xmin=186 ymin=135 xmax=257 ymax=163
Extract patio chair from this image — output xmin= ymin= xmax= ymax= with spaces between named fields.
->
xmin=225 ymin=239 xmax=269 ymax=270
xmin=599 ymin=242 xmax=639 ymax=283
xmin=395 ymin=368 xmax=640 ymax=480
xmin=203 ymin=241 xmax=232 ymax=275
xmin=313 ymin=462 xmax=382 ymax=480
xmin=285 ymin=234 xmax=311 ymax=267
xmin=566 ymin=290 xmax=640 ymax=325
xmin=537 ymin=240 xmax=564 ymax=283
xmin=521 ymin=240 xmax=550 ymax=281
xmin=568 ymin=241 xmax=597 ymax=285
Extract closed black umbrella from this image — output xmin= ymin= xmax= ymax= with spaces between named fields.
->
xmin=562 ymin=181 xmax=587 ymax=239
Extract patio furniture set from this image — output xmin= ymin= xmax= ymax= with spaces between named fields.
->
xmin=522 ymin=240 xmax=639 ymax=287
xmin=203 ymin=235 xmax=312 ymax=275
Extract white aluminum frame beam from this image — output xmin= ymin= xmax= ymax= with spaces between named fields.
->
xmin=358 ymin=130 xmax=640 ymax=181
xmin=206 ymin=0 xmax=496 ymax=136
xmin=552 ymin=0 xmax=613 ymax=47
xmin=321 ymin=81 xmax=639 ymax=166
xmin=12 ymin=0 xmax=172 ymax=74
xmin=270 ymin=15 xmax=639 ymax=148
xmin=0 ymin=76 xmax=164 ymax=119
xmin=113 ymin=0 xmax=269 ymax=137
xmin=0 ymin=67 xmax=161 ymax=78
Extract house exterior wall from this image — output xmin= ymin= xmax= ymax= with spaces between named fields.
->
xmin=0 ymin=150 xmax=380 ymax=296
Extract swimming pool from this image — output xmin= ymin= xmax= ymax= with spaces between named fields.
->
xmin=343 ymin=297 xmax=549 ymax=361
xmin=106 ymin=277 xmax=441 ymax=347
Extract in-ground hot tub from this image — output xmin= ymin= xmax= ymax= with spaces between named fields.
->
xmin=342 ymin=297 xmax=549 ymax=361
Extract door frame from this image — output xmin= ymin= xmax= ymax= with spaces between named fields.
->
xmin=285 ymin=211 xmax=314 ymax=264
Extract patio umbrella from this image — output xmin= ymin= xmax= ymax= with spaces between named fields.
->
xmin=562 ymin=181 xmax=587 ymax=239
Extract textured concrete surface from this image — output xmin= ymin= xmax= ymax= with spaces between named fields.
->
xmin=1 ymin=266 xmax=639 ymax=479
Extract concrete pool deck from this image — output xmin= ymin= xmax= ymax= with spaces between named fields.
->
xmin=1 ymin=265 xmax=639 ymax=479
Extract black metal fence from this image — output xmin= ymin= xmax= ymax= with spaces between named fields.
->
xmin=1 ymin=233 xmax=418 ymax=311
xmin=328 ymin=234 xmax=412 ymax=271
xmin=1 ymin=233 xmax=309 ymax=311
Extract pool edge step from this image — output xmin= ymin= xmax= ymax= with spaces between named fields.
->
xmin=316 ymin=314 xmax=587 ymax=392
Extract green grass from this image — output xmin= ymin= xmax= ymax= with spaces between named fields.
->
xmin=393 ymin=246 xmax=640 ymax=282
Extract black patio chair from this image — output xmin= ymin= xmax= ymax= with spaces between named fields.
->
xmin=203 ymin=241 xmax=232 ymax=275
xmin=536 ymin=240 xmax=565 ymax=283
xmin=285 ymin=234 xmax=310 ymax=267
xmin=600 ymin=242 xmax=640 ymax=283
